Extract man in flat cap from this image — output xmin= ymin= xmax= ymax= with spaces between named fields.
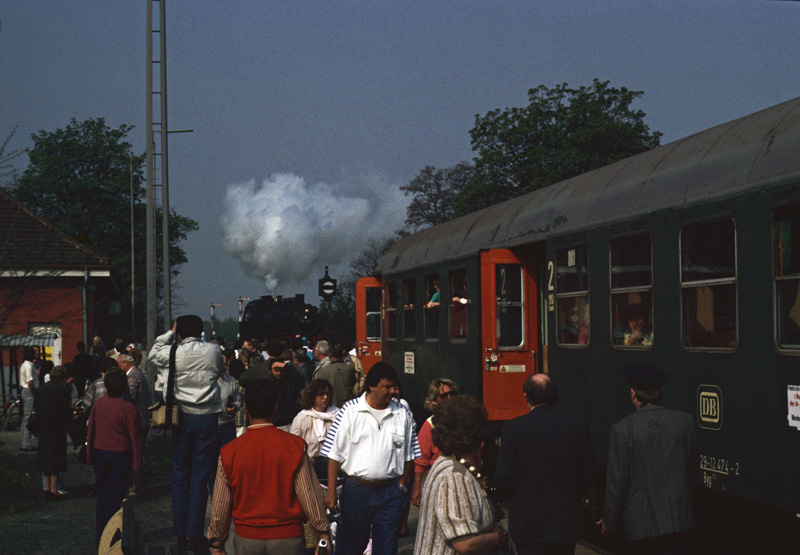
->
xmin=599 ymin=363 xmax=696 ymax=554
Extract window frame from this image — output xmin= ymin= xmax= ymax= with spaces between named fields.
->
xmin=609 ymin=232 xmax=654 ymax=350
xmin=773 ymin=204 xmax=800 ymax=354
xmin=384 ymin=281 xmax=398 ymax=341
xmin=494 ymin=263 xmax=526 ymax=350
xmin=423 ymin=273 xmax=440 ymax=342
xmin=448 ymin=269 xmax=469 ymax=342
xmin=679 ymin=217 xmax=739 ymax=352
xmin=403 ymin=278 xmax=417 ymax=341
xmin=555 ymin=244 xmax=590 ymax=348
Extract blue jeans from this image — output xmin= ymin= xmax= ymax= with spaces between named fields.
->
xmin=21 ymin=388 xmax=35 ymax=448
xmin=95 ymin=449 xmax=133 ymax=541
xmin=217 ymin=421 xmax=236 ymax=451
xmin=171 ymin=412 xmax=218 ymax=537
xmin=337 ymin=478 xmax=407 ymax=555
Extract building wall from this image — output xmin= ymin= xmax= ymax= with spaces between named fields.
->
xmin=0 ymin=276 xmax=97 ymax=365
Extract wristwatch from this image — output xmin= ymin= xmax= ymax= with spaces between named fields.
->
xmin=399 ymin=483 xmax=408 ymax=494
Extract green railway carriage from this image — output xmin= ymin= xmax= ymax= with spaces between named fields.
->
xmin=356 ymin=96 xmax=800 ymax=537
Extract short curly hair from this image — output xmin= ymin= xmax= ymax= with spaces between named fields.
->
xmin=299 ymin=379 xmax=333 ymax=410
xmin=431 ymin=395 xmax=488 ymax=458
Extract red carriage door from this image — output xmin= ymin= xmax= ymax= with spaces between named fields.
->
xmin=480 ymin=249 xmax=538 ymax=421
xmin=355 ymin=277 xmax=383 ymax=371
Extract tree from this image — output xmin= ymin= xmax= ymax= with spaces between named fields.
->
xmin=326 ymin=234 xmax=400 ymax=338
xmin=455 ymin=79 xmax=662 ymax=215
xmin=400 ymin=162 xmax=474 ymax=231
xmin=1 ymin=126 xmax=26 ymax=187
xmin=11 ymin=117 xmax=198 ymax=331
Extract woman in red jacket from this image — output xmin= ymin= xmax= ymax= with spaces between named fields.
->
xmin=87 ymin=368 xmax=142 ymax=543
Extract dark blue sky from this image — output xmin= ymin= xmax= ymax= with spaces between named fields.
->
xmin=2 ymin=1 xmax=798 ymax=323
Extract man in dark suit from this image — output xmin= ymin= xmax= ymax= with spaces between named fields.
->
xmin=493 ymin=373 xmax=592 ymax=555
xmin=599 ymin=363 xmax=695 ymax=554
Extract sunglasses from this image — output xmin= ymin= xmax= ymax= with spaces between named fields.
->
xmin=438 ymin=390 xmax=458 ymax=400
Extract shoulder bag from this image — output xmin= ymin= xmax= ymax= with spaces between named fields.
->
xmin=149 ymin=342 xmax=180 ymax=429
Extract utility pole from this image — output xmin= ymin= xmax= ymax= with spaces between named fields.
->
xmin=146 ymin=0 xmax=191 ymax=348
xmin=210 ymin=303 xmax=222 ymax=338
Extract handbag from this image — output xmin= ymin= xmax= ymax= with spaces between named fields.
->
xmin=78 ymin=443 xmax=90 ymax=465
xmin=149 ymin=342 xmax=180 ymax=429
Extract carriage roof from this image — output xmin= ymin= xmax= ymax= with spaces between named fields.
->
xmin=377 ymin=96 xmax=800 ymax=276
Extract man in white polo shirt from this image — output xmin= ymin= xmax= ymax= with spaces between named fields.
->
xmin=321 ymin=362 xmax=420 ymax=555
xmin=19 ymin=346 xmax=39 ymax=451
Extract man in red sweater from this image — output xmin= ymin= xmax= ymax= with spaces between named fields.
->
xmin=206 ymin=379 xmax=330 ymax=555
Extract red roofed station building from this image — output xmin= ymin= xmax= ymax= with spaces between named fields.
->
xmin=0 ymin=189 xmax=121 ymax=387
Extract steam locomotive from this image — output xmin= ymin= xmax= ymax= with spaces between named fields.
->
xmin=239 ymin=294 xmax=324 ymax=342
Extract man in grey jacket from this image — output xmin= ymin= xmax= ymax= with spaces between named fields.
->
xmin=151 ymin=315 xmax=224 ymax=554
xmin=118 ymin=353 xmax=151 ymax=495
xmin=600 ymin=362 xmax=696 ymax=554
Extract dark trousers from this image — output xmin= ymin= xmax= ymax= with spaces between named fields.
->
xmin=171 ymin=413 xmax=218 ymax=538
xmin=337 ymin=478 xmax=407 ymax=555
xmin=95 ymin=449 xmax=133 ymax=541
xmin=628 ymin=531 xmax=692 ymax=555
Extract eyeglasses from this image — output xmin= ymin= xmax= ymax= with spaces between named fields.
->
xmin=438 ymin=390 xmax=458 ymax=400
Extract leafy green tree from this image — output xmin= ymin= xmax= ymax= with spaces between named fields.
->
xmin=401 ymin=162 xmax=474 ymax=231
xmin=455 ymin=79 xmax=662 ymax=215
xmin=11 ymin=117 xmax=198 ymax=331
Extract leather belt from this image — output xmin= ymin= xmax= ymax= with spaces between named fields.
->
xmin=348 ymin=476 xmax=397 ymax=487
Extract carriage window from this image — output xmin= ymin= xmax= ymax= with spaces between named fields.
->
xmin=424 ymin=274 xmax=440 ymax=340
xmin=681 ymin=219 xmax=737 ymax=350
xmin=403 ymin=278 xmax=417 ymax=340
xmin=365 ymin=286 xmax=382 ymax=341
xmin=449 ymin=269 xmax=468 ymax=340
xmin=384 ymin=282 xmax=397 ymax=340
xmin=556 ymin=246 xmax=589 ymax=345
xmin=774 ymin=205 xmax=800 ymax=350
xmin=611 ymin=234 xmax=653 ymax=348
xmin=496 ymin=264 xmax=524 ymax=348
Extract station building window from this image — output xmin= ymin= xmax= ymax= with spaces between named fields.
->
xmin=495 ymin=264 xmax=524 ymax=348
xmin=774 ymin=205 xmax=800 ymax=350
xmin=556 ymin=245 xmax=589 ymax=345
xmin=449 ymin=269 xmax=468 ymax=340
xmin=611 ymin=233 xmax=653 ymax=348
xmin=424 ymin=274 xmax=440 ymax=340
xmin=680 ymin=219 xmax=737 ymax=350
xmin=365 ymin=285 xmax=382 ymax=341
xmin=384 ymin=281 xmax=397 ymax=340
xmin=403 ymin=278 xmax=417 ymax=340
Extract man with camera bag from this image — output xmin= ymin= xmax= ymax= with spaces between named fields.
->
xmin=151 ymin=315 xmax=225 ymax=554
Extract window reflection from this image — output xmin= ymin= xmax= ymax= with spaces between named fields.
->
xmin=495 ymin=264 xmax=524 ymax=348
xmin=424 ymin=275 xmax=439 ymax=340
xmin=556 ymin=246 xmax=589 ymax=346
xmin=611 ymin=234 xmax=653 ymax=348
xmin=403 ymin=279 xmax=416 ymax=340
xmin=680 ymin=219 xmax=737 ymax=349
xmin=385 ymin=282 xmax=397 ymax=340
xmin=774 ymin=205 xmax=800 ymax=349
xmin=449 ymin=269 xmax=468 ymax=340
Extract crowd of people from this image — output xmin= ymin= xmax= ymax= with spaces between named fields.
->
xmin=12 ymin=314 xmax=696 ymax=555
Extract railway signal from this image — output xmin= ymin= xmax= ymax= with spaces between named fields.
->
xmin=318 ymin=266 xmax=337 ymax=302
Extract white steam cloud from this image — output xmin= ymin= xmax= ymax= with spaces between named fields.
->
xmin=222 ymin=172 xmax=407 ymax=295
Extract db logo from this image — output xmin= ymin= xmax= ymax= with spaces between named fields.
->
xmin=697 ymin=385 xmax=723 ymax=430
